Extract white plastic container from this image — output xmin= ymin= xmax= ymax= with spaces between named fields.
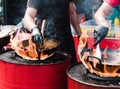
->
xmin=80 ymin=19 xmax=97 ymax=37
xmin=80 ymin=19 xmax=120 ymax=38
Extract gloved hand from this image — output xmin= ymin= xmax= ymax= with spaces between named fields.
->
xmin=31 ymin=27 xmax=44 ymax=46
xmin=94 ymin=25 xmax=109 ymax=46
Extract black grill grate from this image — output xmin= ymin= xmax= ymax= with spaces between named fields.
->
xmin=0 ymin=50 xmax=69 ymax=65
xmin=68 ymin=63 xmax=120 ymax=88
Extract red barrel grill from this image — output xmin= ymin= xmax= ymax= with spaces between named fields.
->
xmin=67 ymin=63 xmax=120 ymax=89
xmin=0 ymin=25 xmax=72 ymax=89
xmin=0 ymin=50 xmax=71 ymax=89
xmin=67 ymin=37 xmax=120 ymax=89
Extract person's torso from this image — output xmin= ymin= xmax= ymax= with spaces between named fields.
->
xmin=31 ymin=0 xmax=72 ymax=41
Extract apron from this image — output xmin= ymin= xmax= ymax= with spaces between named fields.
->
xmin=27 ymin=0 xmax=77 ymax=63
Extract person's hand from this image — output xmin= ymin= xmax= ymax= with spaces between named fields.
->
xmin=94 ymin=25 xmax=108 ymax=46
xmin=31 ymin=27 xmax=44 ymax=46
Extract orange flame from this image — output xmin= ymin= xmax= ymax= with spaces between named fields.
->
xmin=79 ymin=31 xmax=120 ymax=77
xmin=10 ymin=30 xmax=49 ymax=60
xmin=79 ymin=30 xmax=88 ymax=48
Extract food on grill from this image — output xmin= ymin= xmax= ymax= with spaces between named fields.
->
xmin=10 ymin=31 xmax=59 ymax=60
xmin=43 ymin=39 xmax=58 ymax=50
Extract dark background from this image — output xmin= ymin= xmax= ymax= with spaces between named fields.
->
xmin=6 ymin=0 xmax=27 ymax=25
xmin=4 ymin=0 xmax=102 ymax=25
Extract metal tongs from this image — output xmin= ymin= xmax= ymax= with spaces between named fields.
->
xmin=36 ymin=20 xmax=46 ymax=50
xmin=36 ymin=20 xmax=46 ymax=61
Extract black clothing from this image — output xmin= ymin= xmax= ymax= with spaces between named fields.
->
xmin=27 ymin=0 xmax=77 ymax=64
xmin=6 ymin=0 xmax=27 ymax=25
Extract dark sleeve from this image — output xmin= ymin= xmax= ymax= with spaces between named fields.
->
xmin=27 ymin=0 xmax=40 ymax=9
xmin=69 ymin=0 xmax=73 ymax=2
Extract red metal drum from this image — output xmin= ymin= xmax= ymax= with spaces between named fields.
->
xmin=0 ymin=50 xmax=71 ymax=89
xmin=67 ymin=34 xmax=120 ymax=89
xmin=67 ymin=63 xmax=120 ymax=89
xmin=73 ymin=36 xmax=81 ymax=62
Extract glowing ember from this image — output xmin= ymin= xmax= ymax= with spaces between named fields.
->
xmin=79 ymin=31 xmax=120 ymax=78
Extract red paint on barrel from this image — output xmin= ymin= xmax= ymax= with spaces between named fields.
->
xmin=0 ymin=53 xmax=71 ymax=89
xmin=87 ymin=37 xmax=120 ymax=49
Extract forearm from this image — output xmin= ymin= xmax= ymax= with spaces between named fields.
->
xmin=70 ymin=12 xmax=82 ymax=36
xmin=23 ymin=8 xmax=37 ymax=32
xmin=23 ymin=16 xmax=37 ymax=32
xmin=69 ymin=3 xmax=82 ymax=36
xmin=94 ymin=2 xmax=113 ymax=27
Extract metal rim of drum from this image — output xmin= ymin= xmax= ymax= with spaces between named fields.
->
xmin=0 ymin=49 xmax=71 ymax=65
xmin=67 ymin=63 xmax=120 ymax=88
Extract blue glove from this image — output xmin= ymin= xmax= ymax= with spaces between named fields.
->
xmin=31 ymin=27 xmax=44 ymax=46
xmin=94 ymin=25 xmax=108 ymax=46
